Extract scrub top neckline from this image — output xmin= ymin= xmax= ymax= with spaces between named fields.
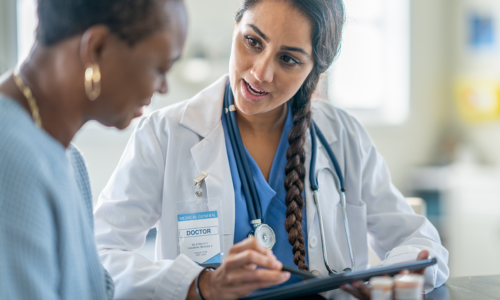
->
xmin=239 ymin=103 xmax=293 ymax=216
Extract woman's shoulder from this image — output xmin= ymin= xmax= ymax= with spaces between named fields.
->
xmin=311 ymin=100 xmax=377 ymax=163
xmin=311 ymin=99 xmax=367 ymax=137
xmin=0 ymin=96 xmax=66 ymax=187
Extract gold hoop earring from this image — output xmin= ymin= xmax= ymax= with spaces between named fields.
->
xmin=85 ymin=63 xmax=101 ymax=101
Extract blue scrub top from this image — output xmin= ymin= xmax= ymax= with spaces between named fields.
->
xmin=221 ymin=103 xmax=308 ymax=286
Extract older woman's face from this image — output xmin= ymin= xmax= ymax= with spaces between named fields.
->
xmin=229 ymin=0 xmax=314 ymax=116
xmin=92 ymin=0 xmax=187 ymax=129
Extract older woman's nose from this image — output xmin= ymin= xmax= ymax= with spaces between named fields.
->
xmin=158 ymin=75 xmax=169 ymax=94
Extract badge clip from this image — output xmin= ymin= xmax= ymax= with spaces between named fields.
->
xmin=194 ymin=172 xmax=208 ymax=189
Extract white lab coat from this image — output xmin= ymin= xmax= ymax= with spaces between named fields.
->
xmin=94 ymin=75 xmax=449 ymax=300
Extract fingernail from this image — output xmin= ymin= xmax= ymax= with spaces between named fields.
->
xmin=281 ymin=272 xmax=290 ymax=279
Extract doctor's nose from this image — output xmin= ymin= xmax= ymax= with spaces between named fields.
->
xmin=251 ymin=54 xmax=274 ymax=83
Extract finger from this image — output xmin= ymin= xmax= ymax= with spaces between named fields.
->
xmin=351 ymin=281 xmax=371 ymax=299
xmin=243 ymin=263 xmax=257 ymax=271
xmin=340 ymin=284 xmax=365 ymax=299
xmin=398 ymin=269 xmax=409 ymax=275
xmin=417 ymin=250 xmax=429 ymax=261
xmin=410 ymin=266 xmax=427 ymax=275
xmin=238 ymin=269 xmax=290 ymax=285
xmin=228 ymin=237 xmax=267 ymax=255
xmin=225 ymin=249 xmax=281 ymax=270
xmin=410 ymin=250 xmax=430 ymax=275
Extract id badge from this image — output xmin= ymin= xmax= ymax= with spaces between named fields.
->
xmin=177 ymin=202 xmax=222 ymax=264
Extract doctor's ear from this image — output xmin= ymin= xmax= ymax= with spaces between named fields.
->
xmin=79 ymin=25 xmax=112 ymax=67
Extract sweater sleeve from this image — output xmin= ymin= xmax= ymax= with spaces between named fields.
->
xmin=68 ymin=145 xmax=115 ymax=300
xmin=0 ymin=146 xmax=59 ymax=299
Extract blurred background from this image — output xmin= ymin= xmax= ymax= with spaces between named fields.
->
xmin=1 ymin=0 xmax=500 ymax=278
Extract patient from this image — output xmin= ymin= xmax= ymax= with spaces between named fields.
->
xmin=0 ymin=0 xmax=187 ymax=299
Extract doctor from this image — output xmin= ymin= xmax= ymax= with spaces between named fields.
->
xmin=94 ymin=0 xmax=450 ymax=299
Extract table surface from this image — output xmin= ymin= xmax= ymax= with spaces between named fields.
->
xmin=425 ymin=275 xmax=500 ymax=300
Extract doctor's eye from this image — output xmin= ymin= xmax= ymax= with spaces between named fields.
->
xmin=280 ymin=55 xmax=302 ymax=67
xmin=244 ymin=35 xmax=262 ymax=50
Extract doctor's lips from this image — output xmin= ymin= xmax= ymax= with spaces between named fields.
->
xmin=241 ymin=79 xmax=270 ymax=102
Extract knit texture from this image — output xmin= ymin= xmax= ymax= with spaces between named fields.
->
xmin=0 ymin=95 xmax=113 ymax=299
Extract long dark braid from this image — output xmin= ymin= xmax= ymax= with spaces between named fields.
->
xmin=236 ymin=0 xmax=345 ymax=270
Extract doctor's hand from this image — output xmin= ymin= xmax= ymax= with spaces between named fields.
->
xmin=339 ymin=250 xmax=430 ymax=300
xmin=187 ymin=237 xmax=290 ymax=300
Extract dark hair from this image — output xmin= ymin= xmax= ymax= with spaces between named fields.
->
xmin=236 ymin=0 xmax=345 ymax=271
xmin=36 ymin=0 xmax=173 ymax=46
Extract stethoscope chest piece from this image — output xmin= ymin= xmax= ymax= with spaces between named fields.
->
xmin=248 ymin=223 xmax=276 ymax=249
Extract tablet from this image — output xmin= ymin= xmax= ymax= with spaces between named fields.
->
xmin=241 ymin=258 xmax=437 ymax=300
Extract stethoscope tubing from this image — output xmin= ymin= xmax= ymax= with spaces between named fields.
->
xmin=310 ymin=122 xmax=355 ymax=273
xmin=224 ymin=87 xmax=263 ymax=222
xmin=224 ymin=82 xmax=355 ymax=273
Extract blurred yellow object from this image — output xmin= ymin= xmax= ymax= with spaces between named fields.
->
xmin=455 ymin=78 xmax=500 ymax=122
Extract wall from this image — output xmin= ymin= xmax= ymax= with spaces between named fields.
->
xmin=453 ymin=0 xmax=500 ymax=166
xmin=365 ymin=0 xmax=453 ymax=193
xmin=0 ymin=0 xmax=17 ymax=72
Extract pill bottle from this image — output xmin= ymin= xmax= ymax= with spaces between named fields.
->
xmin=393 ymin=274 xmax=424 ymax=300
xmin=369 ymin=276 xmax=393 ymax=300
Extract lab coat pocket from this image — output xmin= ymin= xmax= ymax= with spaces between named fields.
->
xmin=345 ymin=202 xmax=369 ymax=269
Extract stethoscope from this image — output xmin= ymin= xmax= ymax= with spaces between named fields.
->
xmin=223 ymin=82 xmax=355 ymax=273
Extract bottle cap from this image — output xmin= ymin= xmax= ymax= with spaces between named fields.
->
xmin=369 ymin=276 xmax=394 ymax=287
xmin=394 ymin=274 xmax=424 ymax=288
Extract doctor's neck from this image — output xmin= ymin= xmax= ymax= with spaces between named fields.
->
xmin=235 ymin=103 xmax=288 ymax=135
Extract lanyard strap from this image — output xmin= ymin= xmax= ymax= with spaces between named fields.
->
xmin=223 ymin=82 xmax=263 ymax=223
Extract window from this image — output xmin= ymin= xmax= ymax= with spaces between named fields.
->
xmin=328 ymin=0 xmax=410 ymax=125
xmin=17 ymin=0 xmax=37 ymax=64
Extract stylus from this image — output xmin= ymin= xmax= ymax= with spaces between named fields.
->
xmin=281 ymin=265 xmax=319 ymax=280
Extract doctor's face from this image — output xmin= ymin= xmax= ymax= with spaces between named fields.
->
xmin=229 ymin=0 xmax=314 ymax=115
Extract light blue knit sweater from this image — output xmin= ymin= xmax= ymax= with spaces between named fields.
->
xmin=0 ymin=95 xmax=113 ymax=299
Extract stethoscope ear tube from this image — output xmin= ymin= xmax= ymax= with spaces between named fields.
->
xmin=223 ymin=88 xmax=257 ymax=221
xmin=340 ymin=190 xmax=355 ymax=272
xmin=309 ymin=123 xmax=319 ymax=191
xmin=310 ymin=122 xmax=355 ymax=273
xmin=312 ymin=121 xmax=345 ymax=191
xmin=312 ymin=190 xmax=336 ymax=274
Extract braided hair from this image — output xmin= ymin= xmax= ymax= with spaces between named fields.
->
xmin=236 ymin=0 xmax=345 ymax=270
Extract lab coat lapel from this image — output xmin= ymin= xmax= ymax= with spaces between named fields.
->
xmin=181 ymin=75 xmax=236 ymax=255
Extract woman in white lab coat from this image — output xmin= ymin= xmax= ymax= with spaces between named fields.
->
xmin=94 ymin=0 xmax=450 ymax=299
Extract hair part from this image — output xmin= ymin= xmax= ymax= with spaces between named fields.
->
xmin=36 ymin=0 xmax=174 ymax=46
xmin=236 ymin=0 xmax=345 ymax=271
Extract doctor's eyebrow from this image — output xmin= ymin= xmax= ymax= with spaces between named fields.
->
xmin=280 ymin=46 xmax=311 ymax=59
xmin=246 ymin=24 xmax=311 ymax=59
xmin=247 ymin=24 xmax=269 ymax=42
